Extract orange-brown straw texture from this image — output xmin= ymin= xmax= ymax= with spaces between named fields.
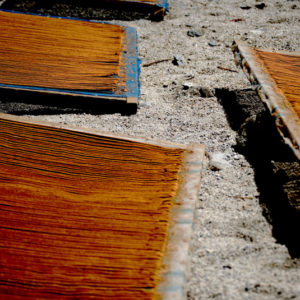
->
xmin=255 ymin=49 xmax=300 ymax=118
xmin=0 ymin=116 xmax=185 ymax=299
xmin=0 ymin=11 xmax=126 ymax=92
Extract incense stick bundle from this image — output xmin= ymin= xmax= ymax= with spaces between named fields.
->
xmin=108 ymin=0 xmax=169 ymax=13
xmin=14 ymin=0 xmax=169 ymax=19
xmin=0 ymin=10 xmax=139 ymax=103
xmin=255 ymin=50 xmax=300 ymax=118
xmin=232 ymin=41 xmax=300 ymax=160
xmin=0 ymin=113 xmax=204 ymax=299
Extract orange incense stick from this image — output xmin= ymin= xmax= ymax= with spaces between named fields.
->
xmin=0 ymin=114 xmax=205 ymax=299
xmin=0 ymin=10 xmax=140 ymax=103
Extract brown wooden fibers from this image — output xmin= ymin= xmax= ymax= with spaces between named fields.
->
xmin=0 ymin=116 xmax=185 ymax=299
xmin=0 ymin=11 xmax=126 ymax=92
xmin=254 ymin=49 xmax=300 ymax=118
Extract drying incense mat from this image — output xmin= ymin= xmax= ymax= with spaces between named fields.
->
xmin=0 ymin=113 xmax=205 ymax=299
xmin=102 ymin=0 xmax=169 ymax=17
xmin=232 ymin=40 xmax=300 ymax=160
xmin=0 ymin=10 xmax=140 ymax=104
xmin=2 ymin=0 xmax=169 ymax=20
xmin=113 ymin=0 xmax=168 ymax=9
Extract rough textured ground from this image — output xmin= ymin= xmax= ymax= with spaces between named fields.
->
xmin=0 ymin=0 xmax=300 ymax=299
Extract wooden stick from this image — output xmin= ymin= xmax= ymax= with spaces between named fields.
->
xmin=217 ymin=66 xmax=238 ymax=73
xmin=142 ymin=58 xmax=171 ymax=67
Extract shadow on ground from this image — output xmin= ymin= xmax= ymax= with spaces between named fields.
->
xmin=1 ymin=0 xmax=165 ymax=21
xmin=0 ymin=89 xmax=137 ymax=116
xmin=216 ymin=88 xmax=300 ymax=258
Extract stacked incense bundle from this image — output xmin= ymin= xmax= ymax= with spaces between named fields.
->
xmin=0 ymin=114 xmax=204 ymax=299
xmin=0 ymin=10 xmax=139 ymax=104
xmin=116 ymin=0 xmax=163 ymax=4
xmin=106 ymin=0 xmax=168 ymax=8
xmin=254 ymin=50 xmax=300 ymax=118
xmin=116 ymin=0 xmax=169 ymax=14
xmin=232 ymin=41 xmax=300 ymax=159
xmin=2 ymin=0 xmax=169 ymax=19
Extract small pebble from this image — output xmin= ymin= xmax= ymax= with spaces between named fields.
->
xmin=208 ymin=41 xmax=217 ymax=47
xmin=209 ymin=152 xmax=230 ymax=171
xmin=223 ymin=265 xmax=232 ymax=269
xmin=250 ymin=29 xmax=263 ymax=35
xmin=199 ymin=87 xmax=215 ymax=98
xmin=241 ymin=5 xmax=252 ymax=9
xmin=172 ymin=54 xmax=186 ymax=66
xmin=255 ymin=3 xmax=266 ymax=9
xmin=184 ymin=74 xmax=194 ymax=80
xmin=187 ymin=30 xmax=202 ymax=37
xmin=183 ymin=82 xmax=194 ymax=90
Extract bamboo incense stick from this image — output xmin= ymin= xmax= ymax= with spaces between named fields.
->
xmin=254 ymin=50 xmax=300 ymax=118
xmin=0 ymin=10 xmax=135 ymax=98
xmin=0 ymin=114 xmax=205 ymax=299
xmin=232 ymin=40 xmax=300 ymax=160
